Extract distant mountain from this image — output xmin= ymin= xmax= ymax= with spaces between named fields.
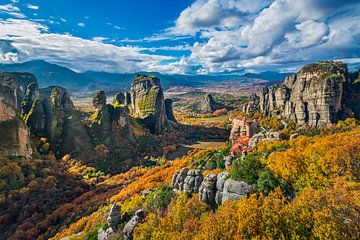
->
xmin=83 ymin=71 xmax=243 ymax=90
xmin=0 ymin=60 xmax=96 ymax=91
xmin=0 ymin=60 xmax=291 ymax=94
xmin=242 ymin=71 xmax=293 ymax=81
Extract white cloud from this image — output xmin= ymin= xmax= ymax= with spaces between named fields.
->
xmin=0 ymin=3 xmax=25 ymax=18
xmin=77 ymin=22 xmax=85 ymax=27
xmin=26 ymin=4 xmax=39 ymax=10
xmin=173 ymin=0 xmax=360 ymax=73
xmin=0 ymin=18 xmax=178 ymax=73
xmin=92 ymin=36 xmax=108 ymax=42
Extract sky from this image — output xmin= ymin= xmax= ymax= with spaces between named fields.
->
xmin=0 ymin=0 xmax=359 ymax=74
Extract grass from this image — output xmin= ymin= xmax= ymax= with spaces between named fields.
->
xmin=188 ymin=115 xmax=229 ymax=122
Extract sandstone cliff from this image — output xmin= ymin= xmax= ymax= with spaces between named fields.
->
xmin=130 ymin=74 xmax=170 ymax=134
xmin=258 ymin=61 xmax=360 ymax=127
xmin=90 ymin=91 xmax=134 ymax=158
xmin=0 ymin=73 xmax=35 ymax=159
xmin=23 ymin=85 xmax=93 ymax=157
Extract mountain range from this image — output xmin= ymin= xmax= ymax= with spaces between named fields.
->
xmin=0 ymin=60 xmax=293 ymax=93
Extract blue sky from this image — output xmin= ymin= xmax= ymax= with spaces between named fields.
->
xmin=0 ymin=0 xmax=359 ymax=74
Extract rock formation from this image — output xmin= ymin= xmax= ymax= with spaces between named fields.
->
xmin=258 ymin=61 xmax=360 ymax=127
xmin=172 ymin=168 xmax=203 ymax=193
xmin=201 ymin=93 xmax=231 ymax=113
xmin=222 ymin=179 xmax=254 ymax=203
xmin=183 ymin=169 xmax=203 ymax=193
xmin=24 ymin=86 xmax=93 ymax=157
xmin=98 ymin=203 xmax=122 ymax=240
xmin=164 ymin=99 xmax=176 ymax=122
xmin=172 ymin=168 xmax=254 ymax=206
xmin=113 ymin=92 xmax=126 ymax=106
xmin=198 ymin=173 xmax=217 ymax=206
xmin=91 ymin=91 xmax=134 ymax=157
xmin=130 ymin=74 xmax=169 ymax=134
xmin=123 ymin=209 xmax=145 ymax=240
xmin=215 ymin=172 xmax=229 ymax=205
xmin=0 ymin=73 xmax=34 ymax=159
xmin=249 ymin=131 xmax=286 ymax=148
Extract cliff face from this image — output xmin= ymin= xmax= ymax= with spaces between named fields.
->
xmin=259 ymin=61 xmax=360 ymax=127
xmin=130 ymin=74 xmax=169 ymax=134
xmin=23 ymin=86 xmax=93 ymax=157
xmin=90 ymin=91 xmax=134 ymax=157
xmin=0 ymin=73 xmax=35 ymax=159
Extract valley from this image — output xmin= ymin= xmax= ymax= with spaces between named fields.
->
xmin=1 ymin=60 xmax=360 ymax=240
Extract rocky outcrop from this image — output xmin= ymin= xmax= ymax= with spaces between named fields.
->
xmin=98 ymin=203 xmax=122 ymax=240
xmin=24 ymin=86 xmax=93 ymax=157
xmin=249 ymin=131 xmax=286 ymax=148
xmin=172 ymin=168 xmax=203 ymax=193
xmin=199 ymin=173 xmax=217 ymax=206
xmin=224 ymin=156 xmax=234 ymax=169
xmin=123 ymin=209 xmax=145 ymax=240
xmin=113 ymin=92 xmax=126 ymax=106
xmin=130 ymin=74 xmax=169 ymax=134
xmin=91 ymin=91 xmax=134 ymax=157
xmin=215 ymin=172 xmax=229 ymax=205
xmin=171 ymin=169 xmax=254 ymax=206
xmin=222 ymin=179 xmax=254 ymax=203
xmin=164 ymin=99 xmax=176 ymax=122
xmin=201 ymin=93 xmax=231 ymax=113
xmin=0 ymin=73 xmax=34 ymax=159
xmin=258 ymin=61 xmax=360 ymax=127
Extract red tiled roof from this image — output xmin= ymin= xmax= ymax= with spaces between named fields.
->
xmin=230 ymin=136 xmax=253 ymax=153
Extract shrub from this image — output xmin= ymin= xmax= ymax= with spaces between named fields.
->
xmin=143 ymin=185 xmax=174 ymax=215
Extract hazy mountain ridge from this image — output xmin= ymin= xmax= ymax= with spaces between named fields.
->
xmin=0 ymin=60 xmax=293 ymax=93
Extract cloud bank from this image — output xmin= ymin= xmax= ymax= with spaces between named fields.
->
xmin=0 ymin=0 xmax=359 ymax=74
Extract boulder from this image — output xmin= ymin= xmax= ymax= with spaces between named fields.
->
xmin=199 ymin=173 xmax=217 ymax=206
xmin=222 ymin=179 xmax=254 ymax=203
xmin=224 ymin=155 xmax=234 ymax=169
xmin=249 ymin=132 xmax=266 ymax=148
xmin=123 ymin=209 xmax=145 ymax=240
xmin=171 ymin=167 xmax=189 ymax=191
xmin=98 ymin=203 xmax=121 ymax=240
xmin=107 ymin=203 xmax=121 ymax=231
xmin=183 ymin=169 xmax=203 ymax=193
xmin=215 ymin=172 xmax=229 ymax=205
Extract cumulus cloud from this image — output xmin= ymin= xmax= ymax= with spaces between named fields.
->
xmin=0 ymin=19 xmax=178 ymax=73
xmin=173 ymin=0 xmax=360 ymax=73
xmin=172 ymin=0 xmax=272 ymax=35
xmin=77 ymin=22 xmax=85 ymax=27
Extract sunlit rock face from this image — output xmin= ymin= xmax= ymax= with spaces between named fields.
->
xmin=90 ymin=91 xmax=134 ymax=157
xmin=24 ymin=85 xmax=93 ymax=157
xmin=130 ymin=74 xmax=169 ymax=134
xmin=258 ymin=61 xmax=360 ymax=127
xmin=0 ymin=73 xmax=34 ymax=159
